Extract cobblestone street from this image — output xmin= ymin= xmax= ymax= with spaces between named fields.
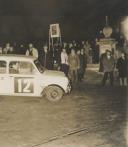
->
xmin=0 ymin=69 xmax=127 ymax=147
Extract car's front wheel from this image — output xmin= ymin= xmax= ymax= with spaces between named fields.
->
xmin=44 ymin=86 xmax=64 ymax=102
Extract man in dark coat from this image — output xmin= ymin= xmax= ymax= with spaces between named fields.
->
xmin=102 ymin=50 xmax=115 ymax=86
xmin=99 ymin=52 xmax=106 ymax=72
xmin=41 ymin=46 xmax=53 ymax=70
xmin=116 ymin=52 xmax=128 ymax=86
xmin=78 ymin=49 xmax=87 ymax=81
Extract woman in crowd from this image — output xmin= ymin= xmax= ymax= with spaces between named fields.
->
xmin=116 ymin=52 xmax=128 ymax=86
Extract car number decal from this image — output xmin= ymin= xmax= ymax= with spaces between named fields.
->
xmin=14 ymin=77 xmax=34 ymax=93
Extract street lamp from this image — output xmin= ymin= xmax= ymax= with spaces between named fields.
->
xmin=121 ymin=16 xmax=128 ymax=40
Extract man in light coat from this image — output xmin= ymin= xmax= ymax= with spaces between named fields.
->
xmin=60 ymin=48 xmax=69 ymax=76
xmin=26 ymin=43 xmax=38 ymax=58
xmin=68 ymin=49 xmax=80 ymax=83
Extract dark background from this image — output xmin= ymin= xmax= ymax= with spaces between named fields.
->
xmin=0 ymin=0 xmax=128 ymax=44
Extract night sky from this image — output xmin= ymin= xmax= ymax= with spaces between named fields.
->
xmin=0 ymin=0 xmax=128 ymax=43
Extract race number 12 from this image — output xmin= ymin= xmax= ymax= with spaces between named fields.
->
xmin=15 ymin=78 xmax=34 ymax=93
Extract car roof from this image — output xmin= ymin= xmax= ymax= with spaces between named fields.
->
xmin=0 ymin=54 xmax=37 ymax=62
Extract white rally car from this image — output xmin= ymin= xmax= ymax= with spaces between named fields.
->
xmin=0 ymin=55 xmax=71 ymax=101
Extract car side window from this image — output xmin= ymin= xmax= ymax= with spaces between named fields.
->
xmin=0 ymin=61 xmax=6 ymax=74
xmin=19 ymin=62 xmax=36 ymax=74
xmin=9 ymin=61 xmax=36 ymax=74
xmin=9 ymin=61 xmax=20 ymax=74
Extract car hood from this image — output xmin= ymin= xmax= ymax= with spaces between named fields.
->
xmin=43 ymin=70 xmax=65 ymax=77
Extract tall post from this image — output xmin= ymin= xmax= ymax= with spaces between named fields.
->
xmin=59 ymin=29 xmax=62 ymax=47
xmin=49 ymin=28 xmax=51 ymax=51
xmin=105 ymin=16 xmax=108 ymax=26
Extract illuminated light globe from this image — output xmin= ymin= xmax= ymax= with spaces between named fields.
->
xmin=103 ymin=26 xmax=113 ymax=38
xmin=121 ymin=16 xmax=128 ymax=40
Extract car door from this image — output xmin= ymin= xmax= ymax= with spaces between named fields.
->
xmin=0 ymin=60 xmax=13 ymax=94
xmin=9 ymin=61 xmax=39 ymax=96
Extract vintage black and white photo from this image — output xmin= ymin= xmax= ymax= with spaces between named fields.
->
xmin=0 ymin=0 xmax=127 ymax=147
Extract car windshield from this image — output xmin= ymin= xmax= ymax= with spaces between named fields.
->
xmin=34 ymin=60 xmax=45 ymax=73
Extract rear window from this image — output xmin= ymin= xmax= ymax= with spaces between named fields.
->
xmin=0 ymin=61 xmax=6 ymax=74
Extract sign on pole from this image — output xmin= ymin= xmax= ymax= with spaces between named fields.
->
xmin=50 ymin=24 xmax=60 ymax=38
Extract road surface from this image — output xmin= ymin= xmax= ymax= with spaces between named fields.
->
xmin=0 ymin=70 xmax=127 ymax=147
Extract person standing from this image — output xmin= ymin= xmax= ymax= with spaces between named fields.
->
xmin=78 ymin=49 xmax=87 ymax=81
xmin=60 ymin=48 xmax=69 ymax=76
xmin=18 ymin=44 xmax=26 ymax=55
xmin=99 ymin=51 xmax=106 ymax=72
xmin=7 ymin=47 xmax=15 ymax=54
xmin=0 ymin=47 xmax=3 ymax=54
xmin=68 ymin=49 xmax=80 ymax=83
xmin=84 ymin=41 xmax=90 ymax=63
xmin=77 ymin=49 xmax=81 ymax=81
xmin=41 ymin=46 xmax=53 ymax=70
xmin=116 ymin=52 xmax=128 ymax=86
xmin=53 ymin=44 xmax=61 ymax=67
xmin=102 ymin=50 xmax=115 ymax=86
xmin=26 ymin=43 xmax=38 ymax=58
xmin=72 ymin=41 xmax=78 ymax=52
xmin=3 ymin=43 xmax=11 ymax=54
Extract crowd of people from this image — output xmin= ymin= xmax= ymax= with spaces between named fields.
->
xmin=0 ymin=41 xmax=128 ymax=86
xmin=0 ymin=41 xmax=89 ymax=84
xmin=60 ymin=48 xmax=87 ymax=83
xmin=99 ymin=50 xmax=128 ymax=87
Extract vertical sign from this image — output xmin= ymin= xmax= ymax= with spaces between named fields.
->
xmin=50 ymin=24 xmax=60 ymax=38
